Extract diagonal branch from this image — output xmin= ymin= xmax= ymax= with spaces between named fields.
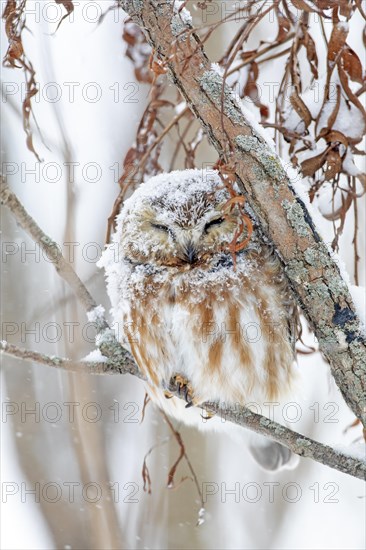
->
xmin=0 ymin=176 xmax=139 ymax=378
xmin=120 ymin=0 xmax=366 ymax=428
xmin=0 ymin=177 xmax=98 ymax=315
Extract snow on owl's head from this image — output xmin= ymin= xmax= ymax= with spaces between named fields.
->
xmin=116 ymin=169 xmax=246 ymax=268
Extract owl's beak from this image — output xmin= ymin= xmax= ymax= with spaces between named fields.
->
xmin=184 ymin=242 xmax=198 ymax=265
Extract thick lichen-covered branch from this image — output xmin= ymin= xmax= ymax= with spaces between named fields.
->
xmin=205 ymin=402 xmax=365 ymax=481
xmin=120 ymin=0 xmax=366 ymax=428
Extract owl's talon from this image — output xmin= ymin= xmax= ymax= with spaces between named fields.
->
xmin=200 ymin=410 xmax=215 ymax=420
xmin=168 ymin=374 xmax=194 ymax=406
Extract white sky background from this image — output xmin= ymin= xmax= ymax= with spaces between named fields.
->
xmin=1 ymin=1 xmax=365 ymax=549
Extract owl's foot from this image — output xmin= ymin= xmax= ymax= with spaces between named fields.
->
xmin=167 ymin=374 xmax=195 ymax=408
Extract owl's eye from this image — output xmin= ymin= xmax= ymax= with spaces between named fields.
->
xmin=151 ymin=223 xmax=169 ymax=232
xmin=204 ymin=217 xmax=225 ymax=232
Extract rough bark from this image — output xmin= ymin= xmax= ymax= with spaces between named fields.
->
xmin=120 ymin=0 xmax=366 ymax=427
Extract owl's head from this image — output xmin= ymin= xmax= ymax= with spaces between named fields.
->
xmin=117 ymin=169 xmax=250 ymax=268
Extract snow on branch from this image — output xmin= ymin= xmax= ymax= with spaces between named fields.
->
xmin=120 ymin=0 xmax=366 ymax=429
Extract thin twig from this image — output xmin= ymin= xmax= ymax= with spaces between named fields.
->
xmin=0 ymin=177 xmax=141 ymax=379
xmin=162 ymin=412 xmax=205 ymax=514
xmin=0 ymin=177 xmax=98 ymax=317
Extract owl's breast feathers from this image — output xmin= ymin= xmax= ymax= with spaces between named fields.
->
xmin=118 ymin=247 xmax=297 ymax=409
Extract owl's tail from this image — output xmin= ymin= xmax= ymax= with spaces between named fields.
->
xmin=248 ymin=433 xmax=299 ymax=472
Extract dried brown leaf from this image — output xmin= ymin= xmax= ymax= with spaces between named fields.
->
xmin=338 ymin=65 xmax=366 ymax=142
xmin=291 ymin=0 xmax=334 ymax=15
xmin=7 ymin=37 xmax=23 ymax=63
xmin=2 ymin=1 xmax=41 ymax=160
xmin=243 ymin=62 xmax=269 ymax=121
xmin=289 ymin=90 xmax=312 ymax=128
xmin=339 ymin=0 xmax=355 ymax=19
xmin=276 ymin=11 xmax=291 ymax=43
xmin=327 ymin=23 xmax=348 ymax=65
xmin=323 ymin=130 xmax=349 ymax=148
xmin=301 ymin=30 xmax=318 ymax=78
xmin=326 ymin=84 xmax=341 ymax=131
xmin=301 ymin=150 xmax=328 ymax=177
xmin=324 ymin=150 xmax=342 ymax=180
xmin=340 ymin=46 xmax=364 ymax=84
xmin=291 ymin=0 xmax=316 ymax=13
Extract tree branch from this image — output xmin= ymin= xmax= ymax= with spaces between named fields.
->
xmin=0 ymin=340 xmax=139 ymax=376
xmin=0 ymin=179 xmax=97 ymax=315
xmin=120 ymin=0 xmax=366 ymax=427
xmin=205 ymin=402 xmax=365 ymax=480
xmin=0 ymin=177 xmax=140 ymax=379
xmin=1 ymin=340 xmax=365 ymax=480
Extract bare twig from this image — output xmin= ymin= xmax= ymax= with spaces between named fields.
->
xmin=0 ymin=177 xmax=140 ymax=379
xmin=162 ymin=411 xmax=205 ymax=516
xmin=0 ymin=177 xmax=98 ymax=316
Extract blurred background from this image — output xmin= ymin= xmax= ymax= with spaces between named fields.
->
xmin=1 ymin=1 xmax=365 ymax=549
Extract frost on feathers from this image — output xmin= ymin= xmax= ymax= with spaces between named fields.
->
xmin=99 ymin=169 xmax=259 ymax=336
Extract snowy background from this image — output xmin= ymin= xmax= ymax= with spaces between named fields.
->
xmin=1 ymin=1 xmax=365 ymax=549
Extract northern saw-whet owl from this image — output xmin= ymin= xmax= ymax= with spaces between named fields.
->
xmin=101 ymin=169 xmax=299 ymax=471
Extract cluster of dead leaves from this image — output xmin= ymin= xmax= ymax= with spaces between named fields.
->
xmin=3 ymin=0 xmax=39 ymax=159
xmin=2 ymin=0 xmax=75 ymax=160
xmin=282 ymin=11 xmax=365 ymax=191
xmin=123 ymin=20 xmax=154 ymax=84
xmin=211 ymin=1 xmax=365 ymax=237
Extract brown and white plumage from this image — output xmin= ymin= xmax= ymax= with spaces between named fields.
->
xmin=101 ymin=169 xmax=299 ymax=470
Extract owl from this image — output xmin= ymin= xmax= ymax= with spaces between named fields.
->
xmin=101 ymin=169 xmax=299 ymax=471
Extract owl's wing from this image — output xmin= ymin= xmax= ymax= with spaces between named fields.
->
xmin=287 ymin=301 xmax=300 ymax=355
xmin=261 ymin=242 xmax=300 ymax=356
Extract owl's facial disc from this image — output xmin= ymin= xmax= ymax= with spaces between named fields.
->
xmin=120 ymin=200 xmax=244 ymax=269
